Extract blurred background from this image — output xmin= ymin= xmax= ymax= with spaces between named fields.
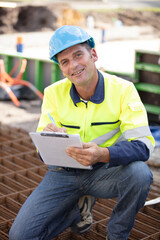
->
xmin=0 ymin=0 xmax=160 ymax=131
xmin=0 ymin=1 xmax=160 ymax=239
xmin=0 ymin=0 xmax=160 ymax=71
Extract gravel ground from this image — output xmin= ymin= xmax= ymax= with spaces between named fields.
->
xmin=0 ymin=100 xmax=41 ymax=132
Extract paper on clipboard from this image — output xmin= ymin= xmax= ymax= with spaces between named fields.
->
xmin=29 ymin=132 xmax=92 ymax=170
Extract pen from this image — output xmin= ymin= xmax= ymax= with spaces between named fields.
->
xmin=48 ymin=113 xmax=56 ymax=125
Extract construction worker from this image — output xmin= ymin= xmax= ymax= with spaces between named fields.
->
xmin=9 ymin=25 xmax=154 ymax=240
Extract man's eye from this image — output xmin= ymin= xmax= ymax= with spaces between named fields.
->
xmin=62 ymin=61 xmax=67 ymax=65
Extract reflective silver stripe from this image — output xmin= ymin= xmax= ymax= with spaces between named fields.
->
xmin=137 ymin=137 xmax=154 ymax=154
xmin=92 ymin=126 xmax=120 ymax=145
xmin=114 ymin=131 xmax=154 ymax=155
xmin=115 ymin=126 xmax=152 ymax=143
xmin=92 ymin=126 xmax=153 ymax=153
xmin=123 ymin=126 xmax=152 ymax=139
xmin=114 ymin=134 xmax=126 ymax=144
xmin=115 ymin=126 xmax=154 ymax=154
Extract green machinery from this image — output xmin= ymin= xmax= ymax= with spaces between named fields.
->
xmin=0 ymin=52 xmax=60 ymax=93
xmin=106 ymin=50 xmax=160 ymax=123
xmin=134 ymin=50 xmax=160 ymax=123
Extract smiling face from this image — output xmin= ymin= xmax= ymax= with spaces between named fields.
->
xmin=57 ymin=43 xmax=98 ymax=88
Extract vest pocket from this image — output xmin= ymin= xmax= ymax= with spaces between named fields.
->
xmin=91 ymin=120 xmax=119 ymax=126
xmin=61 ymin=123 xmax=80 ymax=129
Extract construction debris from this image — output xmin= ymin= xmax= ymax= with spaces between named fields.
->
xmin=57 ymin=8 xmax=85 ymax=28
xmin=0 ymin=3 xmax=85 ymax=34
xmin=0 ymin=3 xmax=160 ymax=36
xmin=0 ymin=124 xmax=160 ymax=240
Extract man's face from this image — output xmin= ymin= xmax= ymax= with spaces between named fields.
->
xmin=57 ymin=44 xmax=98 ymax=87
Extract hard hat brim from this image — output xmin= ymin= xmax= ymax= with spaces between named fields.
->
xmin=49 ymin=26 xmax=95 ymax=64
xmin=50 ymin=38 xmax=95 ymax=64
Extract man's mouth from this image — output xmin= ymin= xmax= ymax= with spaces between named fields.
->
xmin=72 ymin=68 xmax=84 ymax=76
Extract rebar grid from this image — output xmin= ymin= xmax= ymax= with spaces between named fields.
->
xmin=0 ymin=125 xmax=160 ymax=240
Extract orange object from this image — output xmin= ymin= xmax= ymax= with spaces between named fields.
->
xmin=16 ymin=37 xmax=24 ymax=52
xmin=17 ymin=36 xmax=23 ymax=44
xmin=0 ymin=59 xmax=43 ymax=107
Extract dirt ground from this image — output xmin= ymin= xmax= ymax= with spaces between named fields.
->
xmin=0 ymin=3 xmax=160 ymax=37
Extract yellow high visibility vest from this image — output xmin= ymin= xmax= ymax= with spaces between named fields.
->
xmin=37 ymin=71 xmax=154 ymax=153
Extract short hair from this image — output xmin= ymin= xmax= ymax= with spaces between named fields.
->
xmin=81 ymin=41 xmax=92 ymax=52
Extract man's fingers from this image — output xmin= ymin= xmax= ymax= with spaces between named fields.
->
xmin=43 ymin=123 xmax=67 ymax=133
xmin=66 ymin=142 xmax=96 ymax=158
xmin=82 ymin=142 xmax=96 ymax=148
xmin=59 ymin=127 xmax=67 ymax=133
xmin=43 ymin=123 xmax=55 ymax=132
xmin=67 ymin=151 xmax=90 ymax=166
xmin=66 ymin=146 xmax=86 ymax=156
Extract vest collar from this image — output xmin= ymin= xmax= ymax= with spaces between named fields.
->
xmin=70 ymin=70 xmax=104 ymax=106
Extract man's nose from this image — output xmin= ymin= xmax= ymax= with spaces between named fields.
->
xmin=70 ymin=59 xmax=78 ymax=69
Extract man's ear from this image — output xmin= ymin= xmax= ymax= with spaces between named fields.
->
xmin=90 ymin=48 xmax=98 ymax=62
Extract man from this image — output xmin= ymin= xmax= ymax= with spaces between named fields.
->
xmin=9 ymin=25 xmax=154 ymax=240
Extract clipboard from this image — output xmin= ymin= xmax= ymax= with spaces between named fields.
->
xmin=29 ymin=132 xmax=92 ymax=170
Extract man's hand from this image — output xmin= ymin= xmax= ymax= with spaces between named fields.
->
xmin=66 ymin=142 xmax=110 ymax=166
xmin=43 ymin=123 xmax=67 ymax=133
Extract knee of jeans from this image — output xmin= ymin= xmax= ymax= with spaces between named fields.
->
xmin=9 ymin=222 xmax=29 ymax=240
xmin=9 ymin=225 xmax=20 ymax=240
xmin=129 ymin=161 xmax=153 ymax=189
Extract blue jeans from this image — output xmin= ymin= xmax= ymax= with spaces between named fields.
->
xmin=9 ymin=161 xmax=153 ymax=240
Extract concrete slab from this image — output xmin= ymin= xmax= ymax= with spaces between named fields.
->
xmin=96 ymin=38 xmax=160 ymax=73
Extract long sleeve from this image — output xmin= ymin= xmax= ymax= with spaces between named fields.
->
xmin=108 ymin=140 xmax=149 ymax=167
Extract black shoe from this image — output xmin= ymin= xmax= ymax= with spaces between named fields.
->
xmin=70 ymin=195 xmax=96 ymax=234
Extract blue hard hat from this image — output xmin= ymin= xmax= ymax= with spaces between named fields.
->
xmin=49 ymin=25 xmax=95 ymax=64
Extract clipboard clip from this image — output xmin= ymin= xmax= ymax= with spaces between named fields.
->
xmin=40 ymin=132 xmax=69 ymax=138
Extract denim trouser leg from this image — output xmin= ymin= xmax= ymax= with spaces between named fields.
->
xmin=9 ymin=167 xmax=81 ymax=240
xmin=103 ymin=162 xmax=153 ymax=240
xmin=9 ymin=161 xmax=153 ymax=240
xmin=80 ymin=161 xmax=153 ymax=240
